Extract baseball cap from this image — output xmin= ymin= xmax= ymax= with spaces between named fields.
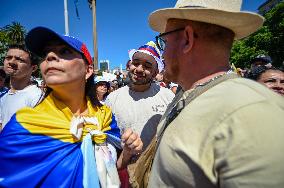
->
xmin=251 ymin=54 xmax=272 ymax=65
xmin=25 ymin=27 xmax=93 ymax=65
xmin=94 ymin=76 xmax=110 ymax=87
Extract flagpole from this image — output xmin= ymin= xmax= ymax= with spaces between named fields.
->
xmin=92 ymin=0 xmax=98 ymax=70
xmin=64 ymin=0 xmax=69 ymax=35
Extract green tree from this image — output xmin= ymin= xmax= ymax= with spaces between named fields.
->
xmin=230 ymin=1 xmax=284 ymax=68
xmin=0 ymin=30 xmax=8 ymax=65
xmin=0 ymin=22 xmax=26 ymax=65
xmin=264 ymin=2 xmax=284 ymax=67
xmin=2 ymin=22 xmax=26 ymax=45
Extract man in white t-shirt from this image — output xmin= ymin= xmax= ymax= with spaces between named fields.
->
xmin=105 ymin=41 xmax=174 ymax=150
xmin=0 ymin=44 xmax=42 ymax=130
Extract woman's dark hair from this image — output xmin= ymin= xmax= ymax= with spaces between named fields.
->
xmin=86 ymin=74 xmax=102 ymax=107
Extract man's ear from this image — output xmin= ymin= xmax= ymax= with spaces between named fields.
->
xmin=126 ymin=60 xmax=131 ymax=71
xmin=182 ymin=25 xmax=195 ymax=54
xmin=152 ymin=64 xmax=159 ymax=79
xmin=86 ymin=64 xmax=94 ymax=80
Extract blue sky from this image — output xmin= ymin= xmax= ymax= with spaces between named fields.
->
xmin=0 ymin=0 xmax=266 ymax=69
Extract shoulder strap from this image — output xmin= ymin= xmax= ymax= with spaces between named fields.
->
xmin=157 ymin=73 xmax=239 ymax=140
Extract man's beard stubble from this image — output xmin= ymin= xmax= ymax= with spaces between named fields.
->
xmin=128 ymin=71 xmax=152 ymax=85
xmin=163 ymin=61 xmax=179 ymax=84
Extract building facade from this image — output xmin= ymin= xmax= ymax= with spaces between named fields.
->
xmin=99 ymin=60 xmax=110 ymax=72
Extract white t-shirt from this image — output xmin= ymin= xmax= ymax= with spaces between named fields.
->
xmin=105 ymin=84 xmax=174 ymax=149
xmin=0 ymin=85 xmax=42 ymax=128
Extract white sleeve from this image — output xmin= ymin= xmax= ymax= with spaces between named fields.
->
xmin=28 ymin=87 xmax=43 ymax=107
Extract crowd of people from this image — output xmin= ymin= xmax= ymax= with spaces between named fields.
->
xmin=0 ymin=0 xmax=284 ymax=187
xmin=243 ymin=55 xmax=284 ymax=96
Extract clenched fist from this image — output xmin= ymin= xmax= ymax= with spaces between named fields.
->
xmin=121 ymin=128 xmax=143 ymax=156
xmin=117 ymin=128 xmax=143 ymax=169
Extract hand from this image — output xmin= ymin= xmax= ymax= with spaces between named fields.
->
xmin=117 ymin=129 xmax=143 ymax=169
xmin=121 ymin=128 xmax=143 ymax=157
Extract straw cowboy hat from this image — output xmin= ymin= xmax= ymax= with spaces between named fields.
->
xmin=149 ymin=0 xmax=264 ymax=39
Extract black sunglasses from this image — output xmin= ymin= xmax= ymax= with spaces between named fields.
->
xmin=155 ymin=28 xmax=198 ymax=51
xmin=155 ymin=28 xmax=185 ymax=51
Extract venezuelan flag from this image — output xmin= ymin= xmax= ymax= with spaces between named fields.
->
xmin=0 ymin=94 xmax=121 ymax=188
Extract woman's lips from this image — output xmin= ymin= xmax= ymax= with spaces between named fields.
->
xmin=45 ymin=67 xmax=62 ymax=74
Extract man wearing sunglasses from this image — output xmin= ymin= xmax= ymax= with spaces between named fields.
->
xmin=146 ymin=0 xmax=284 ymax=187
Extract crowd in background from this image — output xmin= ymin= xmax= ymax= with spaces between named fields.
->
xmin=1 ymin=53 xmax=283 ymax=104
xmin=237 ymin=54 xmax=284 ymax=96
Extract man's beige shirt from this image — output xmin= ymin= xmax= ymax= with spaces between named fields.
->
xmin=149 ymin=78 xmax=284 ymax=188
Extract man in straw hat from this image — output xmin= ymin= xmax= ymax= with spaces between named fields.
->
xmin=146 ymin=0 xmax=284 ymax=187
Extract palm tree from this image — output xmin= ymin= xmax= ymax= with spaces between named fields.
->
xmin=0 ymin=22 xmax=26 ymax=65
xmin=2 ymin=22 xmax=26 ymax=45
xmin=0 ymin=30 xmax=8 ymax=65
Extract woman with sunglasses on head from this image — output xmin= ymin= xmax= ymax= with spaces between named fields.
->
xmin=95 ymin=76 xmax=110 ymax=104
xmin=0 ymin=27 xmax=142 ymax=188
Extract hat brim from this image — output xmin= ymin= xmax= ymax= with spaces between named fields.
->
xmin=25 ymin=27 xmax=74 ymax=57
xmin=149 ymin=8 xmax=264 ymax=39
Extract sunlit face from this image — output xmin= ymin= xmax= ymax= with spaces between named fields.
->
xmin=161 ymin=21 xmax=182 ymax=83
xmin=128 ymin=52 xmax=158 ymax=85
xmin=257 ymin=69 xmax=284 ymax=96
xmin=4 ymin=48 xmax=35 ymax=79
xmin=40 ymin=43 xmax=92 ymax=89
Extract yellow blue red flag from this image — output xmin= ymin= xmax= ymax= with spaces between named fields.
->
xmin=0 ymin=94 xmax=121 ymax=187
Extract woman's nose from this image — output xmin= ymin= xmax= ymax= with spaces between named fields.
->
xmin=46 ymin=51 xmax=59 ymax=62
